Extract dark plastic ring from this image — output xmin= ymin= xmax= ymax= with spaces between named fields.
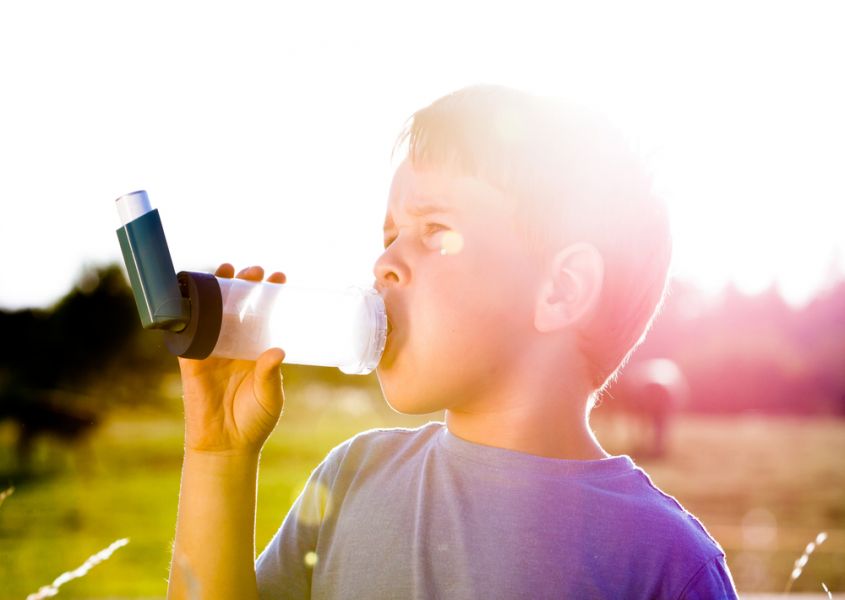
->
xmin=163 ymin=271 xmax=223 ymax=359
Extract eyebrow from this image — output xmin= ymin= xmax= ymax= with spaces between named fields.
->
xmin=383 ymin=201 xmax=453 ymax=232
xmin=407 ymin=202 xmax=452 ymax=216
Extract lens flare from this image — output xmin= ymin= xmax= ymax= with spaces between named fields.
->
xmin=294 ymin=479 xmax=333 ymax=526
xmin=303 ymin=551 xmax=319 ymax=568
xmin=440 ymin=231 xmax=464 ymax=256
xmin=740 ymin=507 xmax=777 ymax=549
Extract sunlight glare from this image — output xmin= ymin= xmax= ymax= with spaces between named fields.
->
xmin=293 ymin=479 xmax=333 ymax=526
xmin=440 ymin=231 xmax=464 ymax=256
xmin=303 ymin=551 xmax=319 ymax=568
xmin=741 ymin=507 xmax=777 ymax=549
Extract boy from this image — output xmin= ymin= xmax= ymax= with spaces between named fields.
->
xmin=167 ymin=85 xmax=738 ymax=599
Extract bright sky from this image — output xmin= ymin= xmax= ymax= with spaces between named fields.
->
xmin=1 ymin=1 xmax=843 ymax=311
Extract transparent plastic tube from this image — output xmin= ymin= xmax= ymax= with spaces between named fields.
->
xmin=210 ymin=277 xmax=387 ymax=375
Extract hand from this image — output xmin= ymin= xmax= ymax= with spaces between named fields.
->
xmin=177 ymin=263 xmax=287 ymax=455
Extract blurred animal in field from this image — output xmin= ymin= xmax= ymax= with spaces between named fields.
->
xmin=0 ymin=265 xmax=141 ymax=474
xmin=598 ymin=358 xmax=689 ymax=459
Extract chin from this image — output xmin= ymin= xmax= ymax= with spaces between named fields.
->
xmin=377 ymin=373 xmax=446 ymax=416
xmin=385 ymin=398 xmax=443 ymax=416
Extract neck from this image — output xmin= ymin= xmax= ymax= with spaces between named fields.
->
xmin=445 ymin=403 xmax=608 ymax=460
xmin=444 ymin=339 xmax=609 ymax=460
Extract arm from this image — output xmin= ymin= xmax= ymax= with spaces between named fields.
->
xmin=167 ymin=264 xmax=287 ymax=600
xmin=169 ymin=451 xmax=262 ymax=600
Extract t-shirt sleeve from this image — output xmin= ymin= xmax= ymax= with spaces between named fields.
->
xmin=255 ymin=446 xmax=344 ymax=600
xmin=678 ymin=555 xmax=738 ymax=600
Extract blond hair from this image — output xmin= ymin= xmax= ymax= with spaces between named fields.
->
xmin=398 ymin=85 xmax=673 ymax=397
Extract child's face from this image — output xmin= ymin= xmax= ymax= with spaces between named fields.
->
xmin=374 ymin=160 xmax=543 ymax=415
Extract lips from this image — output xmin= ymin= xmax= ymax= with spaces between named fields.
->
xmin=379 ymin=293 xmax=395 ymax=337
xmin=382 ymin=301 xmax=397 ymax=347
xmin=379 ymin=305 xmax=396 ymax=366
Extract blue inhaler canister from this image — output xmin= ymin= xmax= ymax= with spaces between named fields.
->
xmin=115 ymin=191 xmax=189 ymax=331
xmin=115 ymin=190 xmax=227 ymax=360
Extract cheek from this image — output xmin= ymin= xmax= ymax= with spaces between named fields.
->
xmin=411 ymin=230 xmax=535 ymax=340
xmin=419 ymin=257 xmax=510 ymax=342
xmin=454 ymin=245 xmax=537 ymax=336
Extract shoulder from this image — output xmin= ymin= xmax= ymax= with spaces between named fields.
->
xmin=619 ymin=466 xmax=726 ymax=558
xmin=289 ymin=422 xmax=444 ymax=526
xmin=321 ymin=421 xmax=444 ymax=475
xmin=580 ymin=461 xmax=735 ymax=597
xmin=613 ymin=465 xmax=737 ymax=596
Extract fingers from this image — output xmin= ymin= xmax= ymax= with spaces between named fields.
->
xmin=215 ymin=263 xmax=235 ymax=278
xmin=237 ymin=265 xmax=264 ymax=281
xmin=257 ymin=347 xmax=286 ymax=373
xmin=215 ymin=263 xmax=287 ymax=284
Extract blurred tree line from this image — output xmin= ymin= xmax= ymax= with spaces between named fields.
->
xmin=628 ymin=277 xmax=845 ymax=415
xmin=0 ymin=264 xmax=374 ymax=470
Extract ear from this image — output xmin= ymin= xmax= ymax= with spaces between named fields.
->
xmin=534 ymin=242 xmax=604 ymax=333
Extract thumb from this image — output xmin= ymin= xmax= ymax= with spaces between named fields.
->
xmin=253 ymin=347 xmax=286 ymax=418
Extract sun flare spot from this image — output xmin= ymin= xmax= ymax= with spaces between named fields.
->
xmin=440 ymin=231 xmax=464 ymax=256
xmin=741 ymin=507 xmax=777 ymax=549
xmin=303 ymin=551 xmax=319 ymax=568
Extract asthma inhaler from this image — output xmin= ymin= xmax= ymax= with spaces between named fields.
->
xmin=115 ymin=190 xmax=387 ymax=375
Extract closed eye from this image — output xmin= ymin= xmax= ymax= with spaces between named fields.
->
xmin=383 ymin=223 xmax=447 ymax=249
xmin=424 ymin=223 xmax=448 ymax=236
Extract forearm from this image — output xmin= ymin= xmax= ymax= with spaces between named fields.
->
xmin=167 ymin=450 xmax=261 ymax=600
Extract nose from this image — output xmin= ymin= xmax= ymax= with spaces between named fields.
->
xmin=373 ymin=245 xmax=408 ymax=292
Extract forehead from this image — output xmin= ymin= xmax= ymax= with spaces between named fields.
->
xmin=384 ymin=160 xmax=514 ymax=228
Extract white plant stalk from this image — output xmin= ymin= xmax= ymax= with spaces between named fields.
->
xmin=785 ymin=531 xmax=828 ymax=593
xmin=0 ymin=486 xmax=14 ymax=508
xmin=26 ymin=538 xmax=129 ymax=600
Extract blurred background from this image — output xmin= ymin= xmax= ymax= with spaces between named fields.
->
xmin=1 ymin=1 xmax=843 ymax=597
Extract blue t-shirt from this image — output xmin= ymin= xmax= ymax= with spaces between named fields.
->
xmin=256 ymin=422 xmax=737 ymax=599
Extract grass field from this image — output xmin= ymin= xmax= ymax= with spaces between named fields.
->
xmin=1 ymin=383 xmax=843 ymax=598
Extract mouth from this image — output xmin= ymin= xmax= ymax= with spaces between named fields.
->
xmin=380 ymin=296 xmax=395 ymax=337
xmin=382 ymin=304 xmax=397 ymax=356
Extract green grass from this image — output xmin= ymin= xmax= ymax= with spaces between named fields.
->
xmin=1 ymin=389 xmax=843 ymax=598
xmin=0 ymin=384 xmax=436 ymax=599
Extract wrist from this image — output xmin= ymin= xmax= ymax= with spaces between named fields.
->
xmin=183 ymin=448 xmax=261 ymax=475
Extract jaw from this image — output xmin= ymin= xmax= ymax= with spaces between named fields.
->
xmin=377 ymin=361 xmax=451 ymax=416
